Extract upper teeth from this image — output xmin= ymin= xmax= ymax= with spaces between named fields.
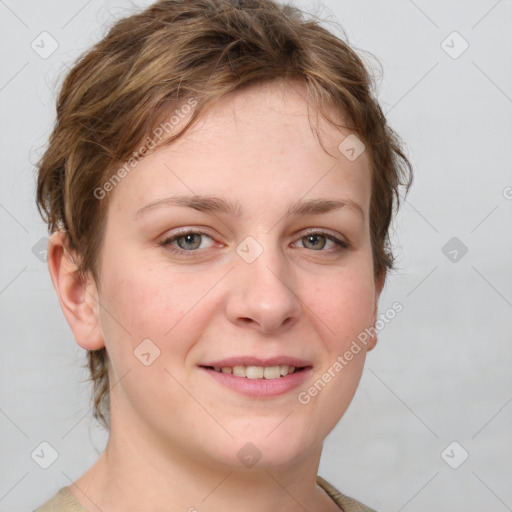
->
xmin=213 ymin=365 xmax=296 ymax=379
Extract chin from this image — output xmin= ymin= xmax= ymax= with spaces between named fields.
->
xmin=203 ymin=419 xmax=320 ymax=471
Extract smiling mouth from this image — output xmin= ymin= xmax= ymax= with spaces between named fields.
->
xmin=200 ymin=365 xmax=307 ymax=380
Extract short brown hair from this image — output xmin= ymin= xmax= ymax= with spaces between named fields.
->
xmin=36 ymin=0 xmax=413 ymax=430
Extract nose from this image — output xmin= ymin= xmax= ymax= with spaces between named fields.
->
xmin=225 ymin=241 xmax=302 ymax=334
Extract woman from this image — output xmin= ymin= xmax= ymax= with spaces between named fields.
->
xmin=34 ymin=0 xmax=412 ymax=510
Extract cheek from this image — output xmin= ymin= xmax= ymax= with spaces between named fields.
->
xmin=301 ymin=263 xmax=376 ymax=422
xmin=96 ymin=266 xmax=198 ymax=411
xmin=97 ymin=258 xmax=224 ymax=367
xmin=99 ymin=259 xmax=188 ymax=335
xmin=298 ymin=269 xmax=374 ymax=426
xmin=303 ymin=266 xmax=376 ymax=350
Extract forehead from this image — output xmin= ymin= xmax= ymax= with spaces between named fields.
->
xmin=108 ymin=81 xmax=372 ymax=217
xmin=174 ymin=81 xmax=361 ymax=158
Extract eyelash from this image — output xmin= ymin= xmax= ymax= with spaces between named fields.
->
xmin=159 ymin=229 xmax=349 ymax=255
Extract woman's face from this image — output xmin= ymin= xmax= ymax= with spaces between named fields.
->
xmin=92 ymin=81 xmax=381 ymax=468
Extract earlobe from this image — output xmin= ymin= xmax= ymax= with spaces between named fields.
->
xmin=366 ymin=271 xmax=386 ymax=352
xmin=47 ymin=231 xmax=105 ymax=351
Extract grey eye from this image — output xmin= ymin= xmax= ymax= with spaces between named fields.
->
xmin=301 ymin=234 xmax=327 ymax=250
xmin=176 ymin=233 xmax=203 ymax=250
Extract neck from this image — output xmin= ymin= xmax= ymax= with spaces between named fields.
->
xmin=69 ymin=421 xmax=336 ymax=511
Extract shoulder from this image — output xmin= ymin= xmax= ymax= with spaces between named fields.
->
xmin=316 ymin=475 xmax=377 ymax=512
xmin=35 ymin=480 xmax=375 ymax=512
xmin=33 ymin=487 xmax=87 ymax=512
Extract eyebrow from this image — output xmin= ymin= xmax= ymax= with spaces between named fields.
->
xmin=135 ymin=194 xmax=364 ymax=220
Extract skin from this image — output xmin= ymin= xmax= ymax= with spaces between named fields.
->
xmin=48 ymin=80 xmax=384 ymax=511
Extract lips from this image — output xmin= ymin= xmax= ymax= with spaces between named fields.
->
xmin=199 ymin=357 xmax=311 ymax=379
xmin=198 ymin=356 xmax=313 ymax=396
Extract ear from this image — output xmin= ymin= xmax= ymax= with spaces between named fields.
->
xmin=47 ymin=231 xmax=104 ymax=350
xmin=366 ymin=270 xmax=386 ymax=351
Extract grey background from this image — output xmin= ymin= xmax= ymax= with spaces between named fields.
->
xmin=1 ymin=0 xmax=511 ymax=510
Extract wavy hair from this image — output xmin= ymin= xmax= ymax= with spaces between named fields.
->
xmin=36 ymin=0 xmax=413 ymax=430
